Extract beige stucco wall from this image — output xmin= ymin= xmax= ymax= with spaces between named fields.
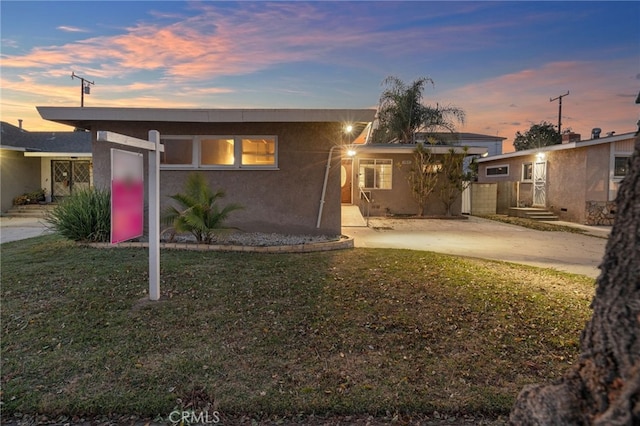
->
xmin=89 ymin=121 xmax=342 ymax=236
xmin=353 ymin=152 xmax=462 ymax=217
xmin=1 ymin=149 xmax=41 ymax=213
xmin=478 ymin=143 xmax=615 ymax=224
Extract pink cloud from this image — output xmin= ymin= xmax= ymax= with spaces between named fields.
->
xmin=437 ymin=59 xmax=639 ymax=149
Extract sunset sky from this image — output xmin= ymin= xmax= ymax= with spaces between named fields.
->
xmin=1 ymin=1 xmax=638 ymax=149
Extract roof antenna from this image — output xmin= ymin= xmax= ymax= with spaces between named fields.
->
xmin=71 ymin=72 xmax=95 ymax=107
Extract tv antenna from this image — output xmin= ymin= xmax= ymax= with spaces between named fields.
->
xmin=71 ymin=72 xmax=94 ymax=107
xmin=550 ymin=91 xmax=569 ymax=135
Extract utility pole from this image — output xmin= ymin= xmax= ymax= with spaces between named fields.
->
xmin=71 ymin=72 xmax=94 ymax=107
xmin=550 ymin=91 xmax=569 ymax=135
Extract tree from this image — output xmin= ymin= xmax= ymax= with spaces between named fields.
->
xmin=162 ymin=173 xmax=243 ymax=244
xmin=372 ymin=76 xmax=465 ymax=144
xmin=438 ymin=147 xmax=474 ymax=216
xmin=513 ymin=121 xmax=561 ymax=151
xmin=509 ymin=134 xmax=640 ymax=423
xmin=407 ymin=142 xmax=441 ymax=216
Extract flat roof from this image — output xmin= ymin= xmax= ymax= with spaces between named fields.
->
xmin=355 ymin=144 xmax=487 ymax=155
xmin=37 ymin=107 xmax=376 ymax=128
xmin=478 ymin=131 xmax=636 ymax=163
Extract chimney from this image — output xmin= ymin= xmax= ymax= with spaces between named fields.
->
xmin=591 ymin=128 xmax=601 ymax=139
xmin=562 ymin=132 xmax=581 ymax=143
xmin=18 ymin=119 xmax=23 ymax=129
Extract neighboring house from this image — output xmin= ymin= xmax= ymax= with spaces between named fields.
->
xmin=341 ymin=132 xmax=497 ymax=217
xmin=476 ymin=131 xmax=636 ymax=225
xmin=37 ymin=107 xmax=375 ymax=236
xmin=0 ymin=121 xmax=92 ymax=213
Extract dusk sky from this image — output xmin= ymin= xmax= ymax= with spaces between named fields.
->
xmin=1 ymin=1 xmax=638 ymax=148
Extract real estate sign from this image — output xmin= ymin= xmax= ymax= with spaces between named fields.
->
xmin=111 ymin=149 xmax=144 ymax=244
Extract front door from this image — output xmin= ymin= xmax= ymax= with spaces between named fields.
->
xmin=532 ymin=161 xmax=547 ymax=207
xmin=341 ymin=158 xmax=353 ymax=203
xmin=52 ymin=160 xmax=91 ymax=201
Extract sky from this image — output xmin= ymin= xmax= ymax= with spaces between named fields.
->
xmin=1 ymin=1 xmax=639 ymax=150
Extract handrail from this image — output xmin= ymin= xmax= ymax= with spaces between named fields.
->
xmin=358 ymin=186 xmax=371 ymax=227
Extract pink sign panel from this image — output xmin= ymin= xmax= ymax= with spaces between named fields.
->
xmin=111 ymin=149 xmax=144 ymax=244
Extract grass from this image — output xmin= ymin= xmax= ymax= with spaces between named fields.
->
xmin=1 ymin=235 xmax=595 ymax=422
xmin=477 ymin=214 xmax=588 ymax=234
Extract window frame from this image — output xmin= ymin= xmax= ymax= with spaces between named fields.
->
xmin=485 ymin=164 xmax=509 ymax=177
xmin=613 ymin=156 xmax=630 ymax=179
xmin=358 ymin=158 xmax=393 ymax=190
xmin=160 ymin=135 xmax=278 ymax=170
xmin=521 ymin=162 xmax=533 ymax=182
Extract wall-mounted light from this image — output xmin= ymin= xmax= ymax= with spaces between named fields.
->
xmin=347 ymin=149 xmax=356 ymax=157
xmin=536 ymin=152 xmax=546 ymax=161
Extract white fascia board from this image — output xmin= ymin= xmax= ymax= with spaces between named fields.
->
xmin=0 ymin=145 xmax=27 ymax=152
xmin=355 ymin=144 xmax=487 ymax=155
xmin=24 ymin=152 xmax=92 ymax=157
xmin=478 ymin=132 xmax=637 ymax=163
xmin=37 ymin=107 xmax=376 ymax=124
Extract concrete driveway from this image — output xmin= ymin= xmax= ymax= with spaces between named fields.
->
xmin=343 ymin=216 xmax=610 ymax=279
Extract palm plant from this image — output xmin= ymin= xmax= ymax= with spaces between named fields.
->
xmin=162 ymin=173 xmax=243 ymax=244
xmin=372 ymin=76 xmax=465 ymax=144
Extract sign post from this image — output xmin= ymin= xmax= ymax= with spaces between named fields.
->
xmin=97 ymin=130 xmax=164 ymax=301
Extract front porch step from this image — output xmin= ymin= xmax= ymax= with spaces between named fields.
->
xmin=508 ymin=207 xmax=559 ymax=222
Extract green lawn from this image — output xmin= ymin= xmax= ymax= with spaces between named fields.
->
xmin=1 ymin=235 xmax=595 ymax=423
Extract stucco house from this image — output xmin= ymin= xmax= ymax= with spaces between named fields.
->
xmin=0 ymin=121 xmax=92 ymax=213
xmin=37 ymin=107 xmax=375 ymax=236
xmin=476 ymin=131 xmax=635 ymax=225
xmin=341 ymin=132 xmax=496 ymax=217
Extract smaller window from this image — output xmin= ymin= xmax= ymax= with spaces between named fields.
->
xmin=201 ymin=138 xmax=234 ymax=166
xmin=241 ymin=137 xmax=276 ymax=166
xmin=486 ymin=165 xmax=509 ymax=177
xmin=359 ymin=159 xmax=392 ymax=189
xmin=522 ymin=163 xmax=533 ymax=181
xmin=614 ymin=156 xmax=630 ymax=178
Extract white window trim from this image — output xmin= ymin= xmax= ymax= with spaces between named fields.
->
xmin=485 ymin=164 xmax=509 ymax=177
xmin=160 ymin=135 xmax=279 ymax=170
xmin=358 ymin=158 xmax=393 ymax=190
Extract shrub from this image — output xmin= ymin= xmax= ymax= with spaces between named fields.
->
xmin=13 ymin=188 xmax=46 ymax=205
xmin=48 ymin=188 xmax=111 ymax=242
xmin=162 ymin=173 xmax=243 ymax=244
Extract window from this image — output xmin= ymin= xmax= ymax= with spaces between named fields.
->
xmin=486 ymin=165 xmax=509 ymax=177
xmin=241 ymin=138 xmax=276 ymax=166
xmin=614 ymin=156 xmax=630 ymax=178
xmin=161 ymin=135 xmax=277 ymax=169
xmin=201 ymin=138 xmax=234 ymax=166
xmin=161 ymin=137 xmax=193 ymax=165
xmin=522 ymin=163 xmax=533 ymax=181
xmin=358 ymin=159 xmax=392 ymax=189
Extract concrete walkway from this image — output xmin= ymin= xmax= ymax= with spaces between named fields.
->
xmin=0 ymin=217 xmax=54 ymax=244
xmin=343 ymin=216 xmax=610 ymax=279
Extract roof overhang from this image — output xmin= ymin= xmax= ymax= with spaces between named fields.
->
xmin=478 ymin=131 xmax=636 ymax=163
xmin=23 ymin=152 xmax=92 ymax=158
xmin=37 ymin=107 xmax=376 ymax=128
xmin=350 ymin=144 xmax=487 ymax=156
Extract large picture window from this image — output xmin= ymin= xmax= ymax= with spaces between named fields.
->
xmin=358 ymin=159 xmax=392 ymax=189
xmin=161 ymin=135 xmax=277 ymax=169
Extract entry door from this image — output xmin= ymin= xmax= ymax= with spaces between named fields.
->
xmin=52 ymin=161 xmax=91 ymax=201
xmin=341 ymin=158 xmax=353 ymax=203
xmin=532 ymin=161 xmax=547 ymax=207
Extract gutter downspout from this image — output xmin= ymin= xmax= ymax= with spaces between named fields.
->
xmin=317 ymin=145 xmax=338 ymax=228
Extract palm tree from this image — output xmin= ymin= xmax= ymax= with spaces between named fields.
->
xmin=162 ymin=173 xmax=243 ymax=244
xmin=372 ymin=76 xmax=466 ymax=144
